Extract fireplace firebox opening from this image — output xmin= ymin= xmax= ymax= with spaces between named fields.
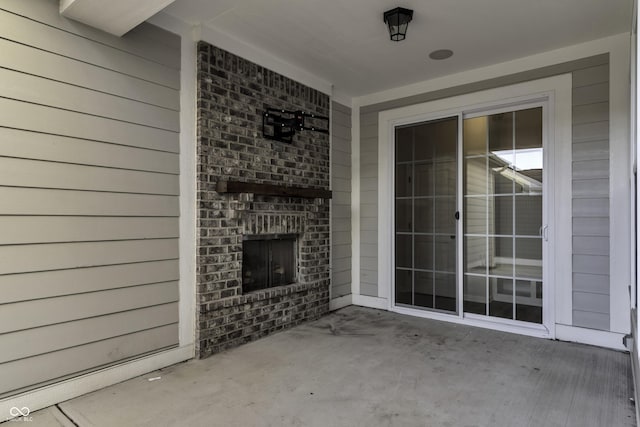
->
xmin=242 ymin=234 xmax=297 ymax=293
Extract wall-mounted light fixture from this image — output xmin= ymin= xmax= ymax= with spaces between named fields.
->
xmin=383 ymin=7 xmax=413 ymax=41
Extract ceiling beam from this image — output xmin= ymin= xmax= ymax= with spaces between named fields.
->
xmin=59 ymin=0 xmax=176 ymax=37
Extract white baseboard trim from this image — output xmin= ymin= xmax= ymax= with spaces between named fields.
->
xmin=1 ymin=345 xmax=194 ymax=422
xmin=329 ymin=294 xmax=352 ymax=311
xmin=352 ymin=295 xmax=389 ymax=310
xmin=555 ymin=324 xmax=627 ymax=351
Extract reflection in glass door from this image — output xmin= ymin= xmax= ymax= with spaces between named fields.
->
xmin=462 ymin=107 xmax=543 ymax=324
xmin=394 ymin=117 xmax=458 ymax=313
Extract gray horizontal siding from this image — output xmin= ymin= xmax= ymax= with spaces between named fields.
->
xmin=0 ymin=0 xmax=181 ymax=398
xmin=331 ymin=102 xmax=352 ymax=299
xmin=360 ymin=111 xmax=379 ymax=296
xmin=571 ymin=60 xmax=610 ymax=331
xmin=359 ymin=54 xmax=612 ymax=330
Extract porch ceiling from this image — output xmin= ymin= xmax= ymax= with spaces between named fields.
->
xmin=161 ymin=0 xmax=632 ymax=97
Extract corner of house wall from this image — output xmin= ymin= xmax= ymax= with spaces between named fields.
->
xmin=351 ymin=101 xmax=361 ymax=299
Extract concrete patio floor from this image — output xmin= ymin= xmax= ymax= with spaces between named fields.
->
xmin=26 ymin=306 xmax=635 ymax=427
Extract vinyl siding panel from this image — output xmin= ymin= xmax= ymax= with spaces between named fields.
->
xmin=0 ymin=67 xmax=179 ymax=131
xmin=573 ymin=273 xmax=609 ymax=295
xmin=0 ymin=0 xmax=180 ymax=398
xmin=0 ymin=260 xmax=179 ymax=304
xmin=0 ymin=239 xmax=179 ymax=275
xmin=571 ymin=63 xmax=610 ymax=330
xmin=0 ymin=303 xmax=178 ymax=365
xmin=0 ymin=325 xmax=179 ymax=398
xmin=0 ymin=282 xmax=179 ymax=334
xmin=0 ymin=157 xmax=179 ymax=195
xmin=358 ymin=54 xmax=612 ymax=330
xmin=0 ymin=97 xmax=178 ymax=153
xmin=0 ymin=128 xmax=180 ymax=174
xmin=0 ymin=9 xmax=179 ymax=89
xmin=0 ymin=216 xmax=178 ymax=244
xmin=0 ymin=38 xmax=179 ymax=109
xmin=0 ymin=0 xmax=180 ymax=68
xmin=331 ymin=102 xmax=352 ymax=299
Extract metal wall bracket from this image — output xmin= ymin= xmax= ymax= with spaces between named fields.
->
xmin=262 ymin=107 xmax=329 ymax=143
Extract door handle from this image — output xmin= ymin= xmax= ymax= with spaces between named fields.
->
xmin=454 ymin=211 xmax=460 ymax=220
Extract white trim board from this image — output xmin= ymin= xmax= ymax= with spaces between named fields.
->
xmin=376 ymin=75 xmax=573 ymax=343
xmin=0 ymin=345 xmax=193 ymax=422
xmin=556 ymin=325 xmax=627 ymax=351
xmin=147 ymin=12 xmax=198 ymax=351
xmin=330 ymin=294 xmax=353 ymax=311
xmin=609 ymin=34 xmax=632 ymax=334
xmin=352 ymin=295 xmax=388 ymax=310
xmin=351 ymin=102 xmax=361 ymax=298
xmin=394 ymin=306 xmax=553 ymax=340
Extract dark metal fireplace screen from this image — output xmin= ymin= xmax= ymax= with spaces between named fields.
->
xmin=242 ymin=234 xmax=296 ymax=293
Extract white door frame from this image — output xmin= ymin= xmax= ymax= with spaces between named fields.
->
xmin=378 ymin=75 xmax=573 ymax=339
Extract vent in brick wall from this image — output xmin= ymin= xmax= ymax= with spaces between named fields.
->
xmin=242 ymin=212 xmax=306 ymax=235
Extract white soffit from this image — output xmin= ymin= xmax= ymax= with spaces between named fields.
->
xmin=60 ymin=0 xmax=176 ymax=37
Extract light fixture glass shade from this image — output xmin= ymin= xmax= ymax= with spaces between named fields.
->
xmin=383 ymin=7 xmax=413 ymax=41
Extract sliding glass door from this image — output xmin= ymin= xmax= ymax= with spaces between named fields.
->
xmin=394 ymin=117 xmax=458 ymax=313
xmin=463 ymin=107 xmax=543 ymax=323
xmin=393 ymin=105 xmax=544 ymax=326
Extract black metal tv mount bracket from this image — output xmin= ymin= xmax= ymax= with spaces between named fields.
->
xmin=262 ymin=107 xmax=329 ymax=143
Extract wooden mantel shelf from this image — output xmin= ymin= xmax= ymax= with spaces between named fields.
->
xmin=216 ymin=180 xmax=332 ymax=199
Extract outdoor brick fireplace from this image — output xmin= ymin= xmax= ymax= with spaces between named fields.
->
xmin=196 ymin=42 xmax=331 ymax=358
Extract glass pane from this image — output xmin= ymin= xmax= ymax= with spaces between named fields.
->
xmin=395 ymin=164 xmax=412 ymax=197
xmin=414 ymin=235 xmax=433 ymax=270
xmin=435 ymin=235 xmax=456 ymax=273
xmin=396 ymin=127 xmax=413 ymax=162
xmin=489 ymin=154 xmax=514 ymax=195
xmin=435 ymin=273 xmax=456 ymax=312
xmin=489 ymin=277 xmax=514 ymax=320
xmin=491 ymin=196 xmax=513 ymax=236
xmin=515 ymin=195 xmax=542 ymax=236
xmin=464 ymin=275 xmax=486 ymax=315
xmin=435 ymin=160 xmax=456 ymax=196
xmin=464 ymin=196 xmax=487 ymax=235
xmin=414 ymin=124 xmax=434 ymax=161
xmin=463 ymin=108 xmax=543 ymax=324
xmin=433 ymin=118 xmax=458 ymax=161
xmin=396 ymin=234 xmax=412 ymax=268
xmin=514 ymin=148 xmax=543 ymax=194
xmin=464 ymin=156 xmax=487 ymax=195
xmin=395 ymin=117 xmax=458 ymax=313
xmin=242 ymin=240 xmax=269 ymax=292
xmin=490 ymin=237 xmax=513 ymax=277
xmin=435 ymin=196 xmax=456 ymax=235
xmin=414 ymin=271 xmax=434 ymax=308
xmin=396 ymin=199 xmax=412 ymax=232
xmin=414 ymin=199 xmax=433 ymax=233
xmin=271 ymin=239 xmax=295 ymax=286
xmin=465 ymin=236 xmax=486 ymax=274
xmin=396 ymin=269 xmax=412 ymax=305
xmin=515 ymin=280 xmax=542 ymax=324
xmin=488 ymin=112 xmax=513 ymax=151
xmin=515 ymin=108 xmax=542 ymax=150
xmin=515 ymin=238 xmax=542 ymax=279
xmin=414 ymin=163 xmax=434 ymax=196
xmin=463 ymin=116 xmax=487 ymax=156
